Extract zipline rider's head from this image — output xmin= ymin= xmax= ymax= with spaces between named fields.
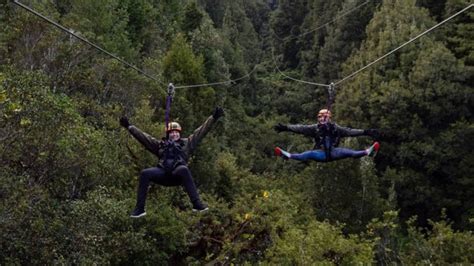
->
xmin=317 ymin=109 xmax=332 ymax=125
xmin=167 ymin=122 xmax=182 ymax=141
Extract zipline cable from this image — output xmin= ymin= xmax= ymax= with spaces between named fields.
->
xmin=12 ymin=0 xmax=259 ymax=91
xmin=11 ymin=0 xmax=167 ymax=86
xmin=270 ymin=0 xmax=374 ymax=88
xmin=271 ymin=47 xmax=329 ymax=87
xmin=334 ymin=3 xmax=474 ymax=86
xmin=174 ymin=4 xmax=269 ymax=90
xmin=273 ymin=0 xmax=372 ymax=41
xmin=174 ymin=64 xmax=259 ymax=89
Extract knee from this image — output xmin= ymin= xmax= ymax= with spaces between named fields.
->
xmin=174 ymin=166 xmax=192 ymax=179
xmin=140 ymin=169 xmax=154 ymax=180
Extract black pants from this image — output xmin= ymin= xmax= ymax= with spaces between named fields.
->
xmin=135 ymin=165 xmax=201 ymax=210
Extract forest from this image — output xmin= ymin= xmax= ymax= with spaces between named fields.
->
xmin=1 ymin=0 xmax=473 ymax=264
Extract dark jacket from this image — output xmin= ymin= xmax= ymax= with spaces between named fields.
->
xmin=127 ymin=115 xmax=217 ymax=169
xmin=286 ymin=122 xmax=366 ymax=149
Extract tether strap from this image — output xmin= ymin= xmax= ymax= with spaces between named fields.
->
xmin=165 ymin=83 xmax=175 ymax=138
xmin=327 ymin=82 xmax=336 ymax=111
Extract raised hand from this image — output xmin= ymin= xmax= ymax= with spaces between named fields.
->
xmin=274 ymin=123 xmax=288 ymax=133
xmin=213 ymin=107 xmax=224 ymax=119
xmin=119 ymin=117 xmax=130 ymax=128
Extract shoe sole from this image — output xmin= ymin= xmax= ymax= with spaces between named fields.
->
xmin=192 ymin=207 xmax=209 ymax=212
xmin=130 ymin=212 xmax=147 ymax=218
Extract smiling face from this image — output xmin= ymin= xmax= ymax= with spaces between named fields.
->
xmin=317 ymin=109 xmax=331 ymax=125
xmin=168 ymin=130 xmax=181 ymax=141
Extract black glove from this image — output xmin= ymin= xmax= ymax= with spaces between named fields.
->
xmin=274 ymin=123 xmax=288 ymax=133
xmin=213 ymin=107 xmax=224 ymax=119
xmin=364 ymin=128 xmax=380 ymax=139
xmin=119 ymin=116 xmax=130 ymax=128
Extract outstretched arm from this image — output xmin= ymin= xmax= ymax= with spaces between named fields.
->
xmin=187 ymin=107 xmax=224 ymax=153
xmin=336 ymin=124 xmax=377 ymax=138
xmin=120 ymin=117 xmax=161 ymax=154
xmin=275 ymin=123 xmax=318 ymax=137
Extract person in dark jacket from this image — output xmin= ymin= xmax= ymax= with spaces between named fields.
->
xmin=274 ymin=109 xmax=380 ymax=162
xmin=120 ymin=107 xmax=224 ymax=218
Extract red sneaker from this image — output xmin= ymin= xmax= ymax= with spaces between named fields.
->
xmin=274 ymin=147 xmax=282 ymax=156
xmin=367 ymin=142 xmax=380 ymax=157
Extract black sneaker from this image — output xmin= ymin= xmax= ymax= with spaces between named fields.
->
xmin=130 ymin=207 xmax=146 ymax=218
xmin=192 ymin=202 xmax=209 ymax=212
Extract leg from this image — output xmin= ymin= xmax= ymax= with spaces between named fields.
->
xmin=135 ymin=167 xmax=168 ymax=212
xmin=172 ymin=165 xmax=207 ymax=211
xmin=291 ymin=150 xmax=326 ymax=162
xmin=330 ymin=147 xmax=367 ymax=161
xmin=330 ymin=142 xmax=380 ymax=161
xmin=275 ymin=147 xmax=326 ymax=162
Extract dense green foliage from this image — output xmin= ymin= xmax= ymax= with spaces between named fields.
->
xmin=1 ymin=0 xmax=472 ymax=264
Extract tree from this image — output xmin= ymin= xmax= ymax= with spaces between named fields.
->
xmin=337 ymin=0 xmax=473 ymax=228
xmin=162 ymin=33 xmax=212 ymax=129
xmin=316 ymin=0 xmax=378 ymax=83
xmin=181 ymin=1 xmax=204 ymax=35
xmin=270 ymin=0 xmax=309 ymax=68
xmin=443 ymin=0 xmax=474 ymax=83
xmin=298 ymin=0 xmax=344 ymax=79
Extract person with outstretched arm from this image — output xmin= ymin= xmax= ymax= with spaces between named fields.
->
xmin=120 ymin=107 xmax=224 ymax=218
xmin=274 ymin=108 xmax=380 ymax=162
